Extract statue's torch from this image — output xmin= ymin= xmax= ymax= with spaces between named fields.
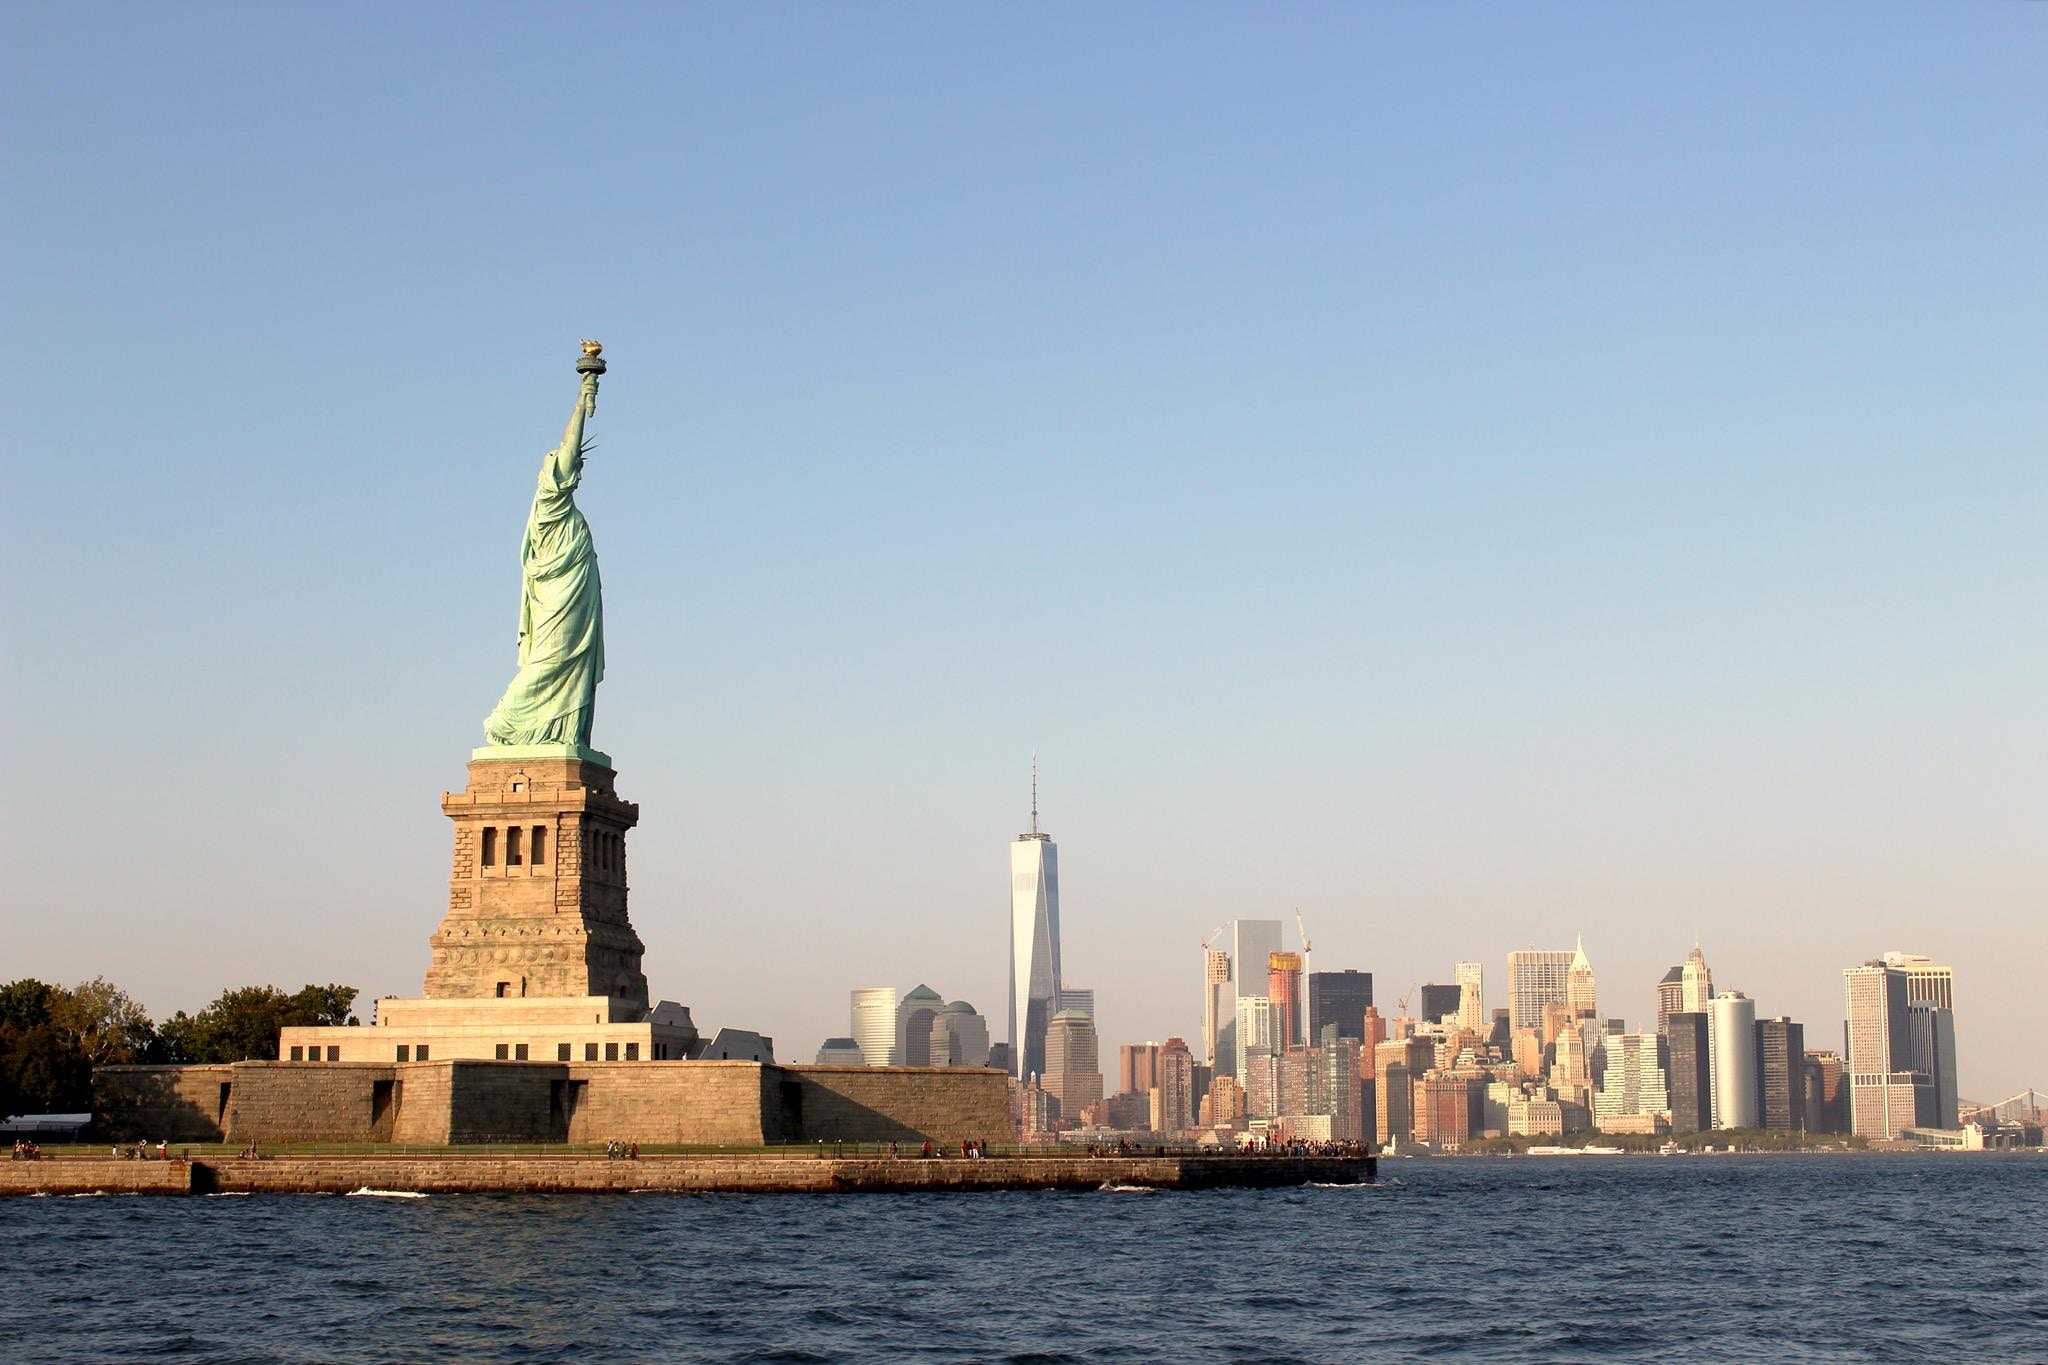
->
xmin=576 ymin=339 xmax=606 ymax=417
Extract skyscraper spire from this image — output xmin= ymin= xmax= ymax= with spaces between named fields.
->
xmin=1030 ymin=751 xmax=1038 ymax=835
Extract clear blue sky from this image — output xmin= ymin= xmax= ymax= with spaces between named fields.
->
xmin=5 ymin=5 xmax=2044 ymax=1098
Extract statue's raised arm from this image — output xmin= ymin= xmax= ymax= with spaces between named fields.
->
xmin=480 ymin=342 xmax=611 ymax=755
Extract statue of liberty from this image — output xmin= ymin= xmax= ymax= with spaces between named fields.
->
xmin=482 ymin=341 xmax=609 ymax=750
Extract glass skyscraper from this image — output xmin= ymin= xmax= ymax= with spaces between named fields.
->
xmin=1008 ymin=784 xmax=1061 ymax=1080
xmin=1213 ymin=919 xmax=1283 ymax=1078
xmin=1307 ymin=969 xmax=1373 ymax=1042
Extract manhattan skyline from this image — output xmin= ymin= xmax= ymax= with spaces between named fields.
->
xmin=5 ymin=6 xmax=2045 ymax=1100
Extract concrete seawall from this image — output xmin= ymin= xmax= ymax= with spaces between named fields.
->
xmin=3 ymin=1154 xmax=1372 ymax=1196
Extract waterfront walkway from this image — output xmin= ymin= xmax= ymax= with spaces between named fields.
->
xmin=2 ymin=1150 xmax=1374 ymax=1196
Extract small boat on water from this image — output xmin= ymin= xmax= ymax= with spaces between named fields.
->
xmin=1658 ymin=1141 xmax=1682 ymax=1156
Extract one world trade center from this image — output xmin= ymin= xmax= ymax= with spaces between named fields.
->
xmin=1008 ymin=762 xmax=1061 ymax=1080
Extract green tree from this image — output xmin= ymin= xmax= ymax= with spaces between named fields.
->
xmin=0 ymin=978 xmax=59 ymax=1031
xmin=154 ymin=984 xmax=360 ymax=1063
xmin=2 ymin=977 xmax=149 ymax=1115
xmin=49 ymin=977 xmax=157 ymax=1065
xmin=286 ymin=983 xmax=359 ymax=1028
xmin=1 ymin=1023 xmax=93 ymax=1113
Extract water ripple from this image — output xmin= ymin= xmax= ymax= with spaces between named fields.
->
xmin=5 ymin=1155 xmax=2046 ymax=1361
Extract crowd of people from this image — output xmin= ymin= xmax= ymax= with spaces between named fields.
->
xmin=9 ymin=1138 xmax=45 ymax=1160
xmin=602 ymin=1140 xmax=640 ymax=1159
xmin=1075 ymin=1137 xmax=1372 ymax=1158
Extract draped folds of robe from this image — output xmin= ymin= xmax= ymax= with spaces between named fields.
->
xmin=483 ymin=435 xmax=604 ymax=747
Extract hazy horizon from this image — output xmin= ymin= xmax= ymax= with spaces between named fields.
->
xmin=5 ymin=5 xmax=2043 ymax=1101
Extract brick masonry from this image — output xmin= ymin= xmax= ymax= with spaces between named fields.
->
xmin=95 ymin=1061 xmax=1012 ymax=1147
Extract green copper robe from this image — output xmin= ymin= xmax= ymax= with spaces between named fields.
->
xmin=483 ymin=380 xmax=604 ymax=747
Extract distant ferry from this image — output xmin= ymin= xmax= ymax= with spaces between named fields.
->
xmin=1525 ymin=1144 xmax=1626 ymax=1156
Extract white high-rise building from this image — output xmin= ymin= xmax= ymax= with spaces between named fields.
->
xmin=1215 ymin=919 xmax=1283 ymax=1078
xmin=1455 ymin=961 xmax=1485 ymax=1032
xmin=1680 ymin=943 xmax=1714 ymax=1013
xmin=1594 ymin=1032 xmax=1670 ymax=1124
xmin=850 ymin=986 xmax=899 ymax=1067
xmin=1506 ymin=949 xmax=1574 ymax=1032
xmin=1008 ymin=763 xmax=1062 ymax=1079
xmin=1566 ymin=934 xmax=1597 ymax=1019
xmin=1235 ymin=994 xmax=1279 ymax=1081
xmin=1709 ymin=992 xmax=1759 ymax=1129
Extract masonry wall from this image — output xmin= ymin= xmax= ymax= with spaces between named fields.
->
xmin=390 ymin=1063 xmax=455 ymax=1144
xmin=786 ymin=1066 xmax=1010 ymax=1145
xmin=96 ymin=1065 xmax=235 ymax=1141
xmin=223 ymin=1063 xmax=400 ymax=1143
xmin=561 ymin=1061 xmax=782 ymax=1145
xmin=443 ymin=1062 xmax=566 ymax=1142
xmin=94 ymin=1060 xmax=1010 ymax=1147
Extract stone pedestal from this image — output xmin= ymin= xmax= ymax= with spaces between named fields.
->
xmin=425 ymin=746 xmax=649 ymax=1012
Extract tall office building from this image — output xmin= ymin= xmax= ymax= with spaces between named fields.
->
xmin=1843 ymin=960 xmax=1925 ymax=1138
xmin=1709 ymin=992 xmax=1759 ymax=1129
xmin=1679 ymin=943 xmax=1714 ymax=1013
xmin=1593 ymin=1031 xmax=1670 ymax=1125
xmin=1418 ymin=983 xmax=1462 ymax=1024
xmin=1043 ymin=1009 xmax=1103 ymax=1124
xmin=897 ymin=984 xmax=945 ymax=1067
xmin=1655 ymin=967 xmax=1684 ymax=1036
xmin=1374 ymin=1037 xmax=1432 ymax=1147
xmin=1362 ymin=1005 xmax=1387 ymax=1049
xmin=1268 ymin=953 xmax=1304 ymax=1048
xmin=1318 ymin=1036 xmax=1366 ymax=1143
xmin=1417 ymin=1073 xmax=1480 ymax=1147
xmin=1119 ymin=1042 xmax=1161 ymax=1096
xmin=1008 ymin=766 xmax=1062 ymax=1080
xmin=1242 ymin=1053 xmax=1278 ymax=1119
xmin=928 ymin=1002 xmax=991 ymax=1067
xmin=1550 ymin=1023 xmax=1593 ymax=1095
xmin=850 ymin=986 xmax=898 ymax=1067
xmin=1667 ymin=1012 xmax=1710 ymax=1131
xmin=1455 ymin=961 xmax=1485 ymax=1032
xmin=1236 ymin=994 xmax=1279 ymax=1080
xmin=1755 ymin=1016 xmax=1805 ymax=1132
xmin=1214 ymin=919 xmax=1284 ymax=1079
xmin=1308 ymin=970 xmax=1373 ymax=1042
xmin=1907 ymin=1004 xmax=1958 ymax=1129
xmin=1276 ymin=1045 xmax=1317 ymax=1117
xmin=1055 ymin=988 xmax=1095 ymax=1020
xmin=815 ymin=1037 xmax=864 ymax=1065
xmin=1804 ymin=1050 xmax=1847 ymax=1133
xmin=1880 ymin=951 xmax=1955 ymax=1010
xmin=1566 ymin=934 xmax=1598 ymax=1019
xmin=1506 ymin=949 xmax=1575 ymax=1032
xmin=1155 ymin=1037 xmax=1196 ymax=1133
xmin=1201 ymin=950 xmax=1232 ymax=1071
